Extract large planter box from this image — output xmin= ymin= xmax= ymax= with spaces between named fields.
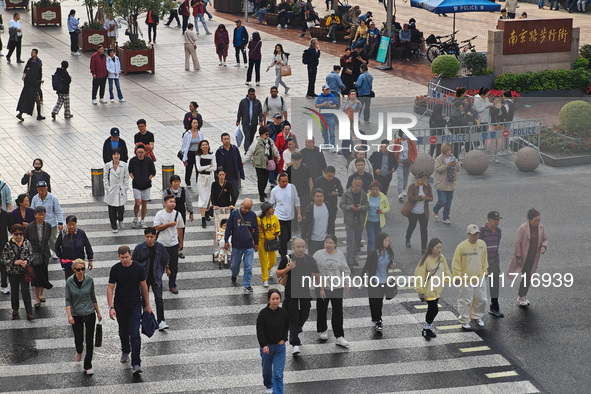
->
xmin=540 ymin=152 xmax=591 ymax=167
xmin=213 ymin=0 xmax=243 ymax=13
xmin=519 ymin=89 xmax=585 ymax=99
xmin=79 ymin=29 xmax=109 ymax=52
xmin=438 ymin=75 xmax=495 ymax=91
xmin=31 ymin=4 xmax=62 ymax=27
xmin=5 ymin=0 xmax=26 ymax=9
xmin=117 ymin=46 xmax=155 ymax=75
xmin=309 ymin=26 xmax=346 ymax=42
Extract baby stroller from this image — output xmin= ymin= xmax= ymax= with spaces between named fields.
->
xmin=212 ymin=207 xmax=232 ymax=269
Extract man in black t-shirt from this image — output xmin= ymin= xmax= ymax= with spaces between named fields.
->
xmin=313 ymin=166 xmax=343 ymax=218
xmin=107 ymin=245 xmax=152 ymax=375
xmin=133 ymin=118 xmax=155 ymax=160
xmin=276 ymin=238 xmax=320 ymax=355
xmin=286 ymin=152 xmax=312 ymax=207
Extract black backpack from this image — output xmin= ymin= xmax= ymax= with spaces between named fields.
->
xmin=51 ymin=72 xmax=64 ymax=92
xmin=302 ymin=48 xmax=309 ymax=65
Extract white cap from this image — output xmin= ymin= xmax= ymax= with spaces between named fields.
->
xmin=467 ymin=224 xmax=480 ymax=234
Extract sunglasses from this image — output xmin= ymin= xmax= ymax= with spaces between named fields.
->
xmin=13 ymin=233 xmax=24 ymax=236
xmin=75 ymin=267 xmax=86 ymax=272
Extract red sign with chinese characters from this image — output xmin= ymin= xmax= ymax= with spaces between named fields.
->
xmin=498 ymin=18 xmax=572 ymax=55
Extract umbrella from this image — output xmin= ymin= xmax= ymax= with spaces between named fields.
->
xmin=410 ymin=0 xmax=501 ymax=40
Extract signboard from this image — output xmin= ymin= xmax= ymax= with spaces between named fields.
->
xmin=41 ymin=11 xmax=57 ymax=20
xmin=130 ymin=54 xmax=149 ymax=67
xmin=498 ymin=18 xmax=572 ymax=55
xmin=415 ymin=125 xmax=540 ymax=145
xmin=376 ymin=36 xmax=391 ymax=64
xmin=88 ymin=34 xmax=105 ymax=45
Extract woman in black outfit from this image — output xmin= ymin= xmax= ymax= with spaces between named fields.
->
xmin=246 ymin=32 xmax=262 ymax=85
xmin=24 ymin=206 xmax=53 ymax=308
xmin=361 ymin=232 xmax=396 ymax=333
xmin=429 ymin=104 xmax=446 ymax=158
xmin=183 ymin=101 xmax=203 ymax=131
xmin=210 ymin=167 xmax=235 ymax=210
xmin=21 ymin=158 xmax=51 ymax=198
xmin=256 ymin=288 xmax=289 ymax=394
xmin=55 ymin=216 xmax=94 ymax=280
xmin=11 ymin=194 xmax=35 ymax=226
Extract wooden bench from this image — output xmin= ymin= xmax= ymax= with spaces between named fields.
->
xmin=263 ymin=12 xmax=303 ymax=27
xmin=309 ymin=26 xmax=347 ymax=42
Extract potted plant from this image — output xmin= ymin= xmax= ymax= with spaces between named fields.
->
xmin=413 ymin=95 xmax=429 ymax=115
xmin=431 ymin=55 xmax=467 ymax=91
xmin=31 ymin=0 xmax=62 ymax=26
xmin=113 ymin=0 xmax=161 ymax=74
xmin=79 ymin=0 xmax=109 ymax=52
xmin=461 ymin=52 xmax=495 ymax=90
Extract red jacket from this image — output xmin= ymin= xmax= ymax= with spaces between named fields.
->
xmin=393 ymin=137 xmax=418 ymax=163
xmin=191 ymin=0 xmax=204 ymax=16
xmin=90 ymin=52 xmax=108 ymax=78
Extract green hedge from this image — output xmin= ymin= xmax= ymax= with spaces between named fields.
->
xmin=493 ymin=68 xmax=590 ymax=92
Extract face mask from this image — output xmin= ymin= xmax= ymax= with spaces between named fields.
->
xmin=34 ymin=166 xmax=42 ymax=171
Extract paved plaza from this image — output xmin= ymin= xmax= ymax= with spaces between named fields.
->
xmin=0 ymin=1 xmax=590 ymax=393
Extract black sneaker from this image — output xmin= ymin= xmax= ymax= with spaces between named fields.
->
xmin=16 ymin=113 xmax=24 ymax=121
xmin=422 ymin=329 xmax=431 ymax=341
xmin=179 ymin=252 xmax=185 ymax=259
xmin=429 ymin=330 xmax=437 ymax=338
xmin=231 ymin=276 xmax=237 ymax=283
xmin=375 ymin=321 xmax=383 ymax=332
xmin=37 ymin=115 xmax=46 ymax=120
xmin=260 ymin=196 xmax=265 ymax=203
xmin=51 ymin=112 xmax=56 ymax=120
xmin=488 ymin=308 xmax=505 ymax=317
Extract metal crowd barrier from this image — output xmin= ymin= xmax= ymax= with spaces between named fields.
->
xmin=420 ymin=79 xmax=457 ymax=121
xmin=410 ymin=119 xmax=543 ymax=159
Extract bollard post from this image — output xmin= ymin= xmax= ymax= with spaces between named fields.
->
xmin=91 ymin=168 xmax=105 ymax=197
xmin=162 ymin=164 xmax=174 ymax=190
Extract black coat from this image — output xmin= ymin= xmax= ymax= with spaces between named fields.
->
xmin=21 ymin=170 xmax=51 ymax=198
xmin=300 ymin=201 xmax=335 ymax=241
xmin=102 ymin=137 xmax=129 ymax=163
xmin=16 ymin=61 xmax=42 ymax=116
xmin=236 ymin=97 xmax=263 ymax=126
xmin=145 ymin=10 xmax=159 ymax=24
xmin=233 ymin=26 xmax=249 ymax=47
xmin=25 ymin=221 xmax=52 ymax=266
xmin=369 ymin=151 xmax=398 ymax=178
xmin=55 ymin=67 xmax=72 ymax=94
xmin=303 ymin=46 xmax=320 ymax=68
xmin=0 ymin=210 xmax=14 ymax=254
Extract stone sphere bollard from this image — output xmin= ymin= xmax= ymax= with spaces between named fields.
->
xmin=410 ymin=153 xmax=436 ymax=178
xmin=514 ymin=147 xmax=540 ymax=172
xmin=462 ymin=150 xmax=489 ymax=175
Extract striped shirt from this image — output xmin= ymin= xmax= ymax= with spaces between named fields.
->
xmin=479 ymin=224 xmax=501 ymax=261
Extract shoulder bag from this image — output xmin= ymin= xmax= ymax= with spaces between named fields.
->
xmin=278 ymin=255 xmax=290 ymax=286
xmin=178 ymin=131 xmax=189 ymax=161
xmin=238 ymin=210 xmax=257 ymax=248
xmin=262 ymin=217 xmax=280 ymax=252
xmin=280 ymin=55 xmax=292 ymax=77
xmin=156 ymin=212 xmax=179 ymax=240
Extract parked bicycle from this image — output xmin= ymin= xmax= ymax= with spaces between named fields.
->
xmin=426 ymin=33 xmax=477 ymax=63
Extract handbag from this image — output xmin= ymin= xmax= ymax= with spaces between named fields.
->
xmin=266 ymin=158 xmax=276 ymax=171
xmin=95 ymin=321 xmax=103 ymax=347
xmin=403 ymin=158 xmax=412 ymax=167
xmin=278 ymin=255 xmax=290 ymax=286
xmin=262 ymin=218 xmax=280 ymax=252
xmin=307 ymin=21 xmax=316 ymax=28
xmin=385 ymin=275 xmax=398 ymax=300
xmin=31 ymin=252 xmax=44 ymax=267
xmin=24 ymin=266 xmax=34 ymax=282
xmin=280 ymin=65 xmax=292 ymax=77
xmin=60 ymin=259 xmax=74 ymax=271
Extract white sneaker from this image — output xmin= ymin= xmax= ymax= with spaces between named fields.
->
xmin=85 ymin=368 xmax=94 ymax=375
xmin=398 ymin=193 xmax=404 ymax=201
xmin=268 ymin=270 xmax=273 ymax=278
xmin=263 ymin=281 xmax=269 ymax=287
xmin=92 ymin=99 xmax=97 ymax=105
xmin=266 ymin=389 xmax=273 ymax=394
xmin=112 ymin=228 xmax=119 ymax=233
xmin=0 ymin=287 xmax=9 ymax=294
xmin=223 ymin=62 xmax=226 ymax=67
xmin=518 ymin=297 xmax=530 ymax=306
xmin=319 ymin=331 xmax=328 ymax=340
xmin=118 ymin=220 xmax=124 ymax=229
xmin=402 ymin=191 xmax=408 ymax=197
xmin=292 ymin=345 xmax=301 ymax=355
xmin=99 ymin=99 xmax=108 ymax=104
xmin=50 ymin=250 xmax=57 ymax=259
xmin=284 ymin=24 xmax=288 ymax=28
xmin=139 ymin=220 xmax=147 ymax=229
xmin=335 ymin=337 xmax=350 ymax=348
xmin=433 ymin=212 xmax=439 ymax=220
xmin=132 ymin=217 xmax=138 ymax=228
xmin=256 ymin=82 xmax=260 ymax=86
xmin=244 ymin=64 xmax=248 ymax=68
xmin=494 ymin=158 xmax=500 ymax=164
xmin=119 ymin=98 xmax=126 ymax=102
xmin=218 ymin=62 xmax=222 ymax=66
xmin=285 ymin=87 xmax=290 ymax=95
xmin=443 ymin=219 xmax=451 ymax=224
xmin=474 ymin=318 xmax=485 ymax=327
xmin=277 ymin=24 xmax=282 ymax=28
xmin=73 ymin=52 xmax=81 ymax=56
xmin=245 ymin=82 xmax=250 ymax=85
xmin=158 ymin=321 xmax=170 ymax=331
xmin=462 ymin=322 xmax=472 ymax=330
xmin=110 ymin=99 xmax=115 ymax=103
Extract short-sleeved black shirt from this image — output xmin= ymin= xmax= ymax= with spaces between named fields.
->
xmin=286 ymin=164 xmax=312 ymax=198
xmin=108 ymin=262 xmax=145 ymax=307
xmin=134 ymin=131 xmax=155 ymax=146
xmin=278 ymin=253 xmax=319 ymax=299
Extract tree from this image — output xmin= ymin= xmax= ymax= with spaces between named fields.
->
xmin=113 ymin=0 xmax=162 ymax=43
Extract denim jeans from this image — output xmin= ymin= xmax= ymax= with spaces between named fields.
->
xmin=321 ymin=117 xmax=336 ymax=146
xmin=254 ymin=8 xmax=268 ymax=23
xmin=203 ymin=3 xmax=213 ymax=18
xmin=230 ymin=247 xmax=254 ymax=287
xmin=108 ymin=78 xmax=123 ymax=100
xmin=344 ymin=223 xmax=362 ymax=266
xmin=549 ymin=0 xmax=559 ymax=8
xmin=396 ymin=163 xmax=411 ymax=194
xmin=260 ymin=343 xmax=286 ymax=394
xmin=194 ymin=14 xmax=210 ymax=33
xmin=115 ymin=302 xmax=142 ymax=366
xmin=433 ymin=190 xmax=454 ymax=221
xmin=365 ymin=221 xmax=381 ymax=252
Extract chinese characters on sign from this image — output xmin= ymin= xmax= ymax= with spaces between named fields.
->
xmin=498 ymin=19 xmax=572 ymax=55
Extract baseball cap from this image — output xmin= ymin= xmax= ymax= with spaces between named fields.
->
xmin=467 ymin=224 xmax=480 ymax=234
xmin=322 ymin=84 xmax=330 ymax=90
xmin=273 ymin=113 xmax=282 ymax=118
xmin=261 ymin=201 xmax=274 ymax=212
xmin=235 ymin=19 xmax=241 ymax=23
xmin=110 ymin=127 xmax=120 ymax=137
xmin=487 ymin=211 xmax=502 ymax=220
xmin=36 ymin=181 xmax=48 ymax=188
